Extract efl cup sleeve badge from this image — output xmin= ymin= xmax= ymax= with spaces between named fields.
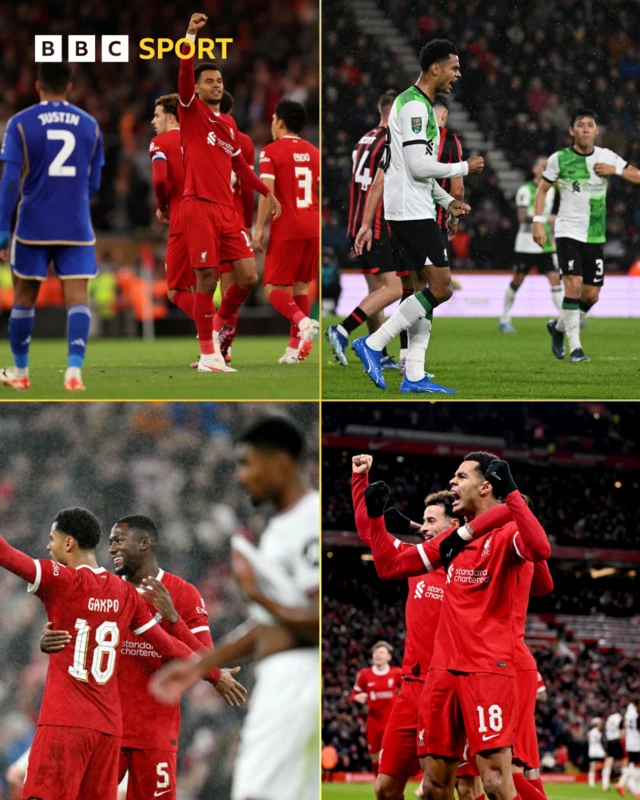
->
xmin=411 ymin=117 xmax=423 ymax=134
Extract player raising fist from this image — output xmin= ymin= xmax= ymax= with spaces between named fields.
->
xmin=177 ymin=12 xmax=281 ymax=373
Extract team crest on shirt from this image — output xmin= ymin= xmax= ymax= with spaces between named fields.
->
xmin=411 ymin=117 xmax=422 ymax=133
xmin=418 ymin=729 xmax=425 ymax=747
xmin=201 ymin=251 xmax=207 ymax=262
xmin=388 ymin=678 xmax=394 ymax=688
xmin=414 ymin=580 xmax=425 ymax=599
xmin=446 ymin=564 xmax=454 ymax=584
xmin=482 ymin=536 xmax=492 ymax=557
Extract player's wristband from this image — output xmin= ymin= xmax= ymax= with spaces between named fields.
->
xmin=210 ymin=666 xmax=222 ymax=683
xmin=185 ymin=32 xmax=196 ymax=42
xmin=533 ymin=215 xmax=547 ymax=224
xmin=447 ymin=213 xmax=459 ymax=225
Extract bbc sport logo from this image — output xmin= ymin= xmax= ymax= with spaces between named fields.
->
xmin=35 ymin=35 xmax=233 ymax=63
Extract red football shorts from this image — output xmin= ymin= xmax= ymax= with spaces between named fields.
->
xmin=378 ymin=678 xmax=423 ymax=779
xmin=264 ymin=237 xmax=319 ymax=286
xmin=118 ymin=748 xmax=178 ymax=800
xmin=182 ymin=198 xmax=254 ymax=269
xmin=457 ymin=740 xmax=480 ymax=778
xmin=420 ymin=669 xmax=517 ymax=759
xmin=367 ymin=718 xmax=388 ymax=756
xmin=23 ymin=725 xmax=120 ymax=800
xmin=165 ymin=232 xmax=194 ymax=290
xmin=513 ymin=669 xmax=540 ymax=769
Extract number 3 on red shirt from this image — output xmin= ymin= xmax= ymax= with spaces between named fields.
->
xmin=295 ymin=167 xmax=313 ymax=208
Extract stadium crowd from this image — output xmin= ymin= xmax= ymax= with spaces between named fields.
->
xmin=0 ymin=0 xmax=319 ymax=235
xmin=322 ymin=401 xmax=640 ymax=455
xmin=322 ymin=559 xmax=639 ymax=773
xmin=322 ymin=446 xmax=638 ymax=549
xmin=0 ymin=402 xmax=318 ymax=800
xmin=323 ymin=0 xmax=640 ymax=271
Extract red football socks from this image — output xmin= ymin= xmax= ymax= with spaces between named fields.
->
xmin=514 ymin=773 xmax=545 ymax=800
xmin=269 ymin=289 xmax=306 ymax=327
xmin=294 ymin=294 xmax=310 ymax=316
xmin=171 ymin=290 xmax=196 ymax=319
xmin=288 ymin=294 xmax=310 ymax=348
xmin=193 ymin=291 xmax=214 ymax=355
xmin=214 ymin=283 xmax=251 ymax=330
xmin=528 ymin=778 xmax=546 ymax=797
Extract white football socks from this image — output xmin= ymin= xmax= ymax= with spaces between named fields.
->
xmin=405 ymin=317 xmax=432 ymax=382
xmin=367 ymin=294 xmax=426 ymax=352
xmin=563 ymin=308 xmax=581 ymax=352
xmin=501 ymin=284 xmax=517 ymax=324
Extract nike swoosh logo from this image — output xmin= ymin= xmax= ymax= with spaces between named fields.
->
xmin=482 ymin=734 xmax=500 ymax=741
xmin=154 ymin=792 xmax=171 ymax=797
xmin=204 ymin=314 xmax=213 ymax=318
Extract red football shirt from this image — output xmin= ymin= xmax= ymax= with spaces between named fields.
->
xmin=29 ymin=561 xmax=162 ymax=737
xmin=178 ymin=57 xmax=242 ymax=209
xmin=351 ymin=665 xmax=403 ymax=724
xmin=351 ymin=472 xmax=445 ymax=681
xmin=403 ymin=567 xmax=446 ymax=679
xmin=232 ymin=131 xmax=255 ymax=228
xmin=512 ymin=560 xmax=537 ymax=672
xmin=119 ymin=569 xmax=212 ymax=751
xmin=430 ymin=523 xmax=525 ymax=676
xmin=258 ymin=136 xmax=319 ymax=241
xmin=149 ymin=128 xmax=185 ymax=233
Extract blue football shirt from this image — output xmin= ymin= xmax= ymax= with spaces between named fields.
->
xmin=0 ymin=100 xmax=104 ymax=245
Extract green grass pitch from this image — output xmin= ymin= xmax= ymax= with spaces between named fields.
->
xmin=322 ymin=316 xmax=640 ymax=399
xmin=322 ymin=780 xmax=605 ymax=800
xmin=0 ymin=337 xmax=319 ymax=400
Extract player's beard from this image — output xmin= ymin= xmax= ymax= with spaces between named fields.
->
xmin=114 ymin=562 xmax=134 ymax=578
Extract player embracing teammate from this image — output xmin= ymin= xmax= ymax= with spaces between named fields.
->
xmin=349 ymin=451 xmax=553 ymax=800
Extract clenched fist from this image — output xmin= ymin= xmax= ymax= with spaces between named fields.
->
xmin=187 ymin=13 xmax=208 ymax=34
xmin=352 ymin=454 xmax=373 ymax=474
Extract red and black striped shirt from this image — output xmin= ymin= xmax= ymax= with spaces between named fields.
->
xmin=347 ymin=126 xmax=388 ymax=240
xmin=436 ymin=126 xmax=463 ymax=233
